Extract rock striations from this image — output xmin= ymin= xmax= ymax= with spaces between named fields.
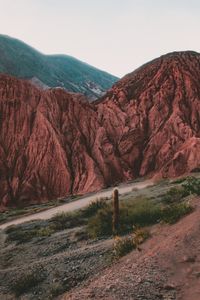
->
xmin=1 ymin=51 xmax=200 ymax=209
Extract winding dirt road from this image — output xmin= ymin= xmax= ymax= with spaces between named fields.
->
xmin=0 ymin=180 xmax=153 ymax=230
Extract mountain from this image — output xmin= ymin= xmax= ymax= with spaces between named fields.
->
xmin=0 ymin=35 xmax=118 ymax=99
xmin=1 ymin=51 xmax=200 ymax=210
xmin=99 ymin=50 xmax=200 ymax=178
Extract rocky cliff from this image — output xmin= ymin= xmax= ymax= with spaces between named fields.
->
xmin=1 ymin=51 xmax=200 ymax=209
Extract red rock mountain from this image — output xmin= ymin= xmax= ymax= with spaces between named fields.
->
xmin=1 ymin=51 xmax=200 ymax=209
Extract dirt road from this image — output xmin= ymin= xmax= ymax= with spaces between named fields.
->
xmin=0 ymin=180 xmax=153 ymax=230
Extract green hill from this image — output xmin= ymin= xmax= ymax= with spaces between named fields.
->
xmin=0 ymin=35 xmax=118 ymax=99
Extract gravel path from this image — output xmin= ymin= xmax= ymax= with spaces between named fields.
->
xmin=0 ymin=180 xmax=153 ymax=230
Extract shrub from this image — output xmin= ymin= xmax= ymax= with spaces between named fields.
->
xmin=87 ymin=195 xmax=193 ymax=239
xmin=87 ymin=206 xmax=113 ymax=238
xmin=162 ymin=187 xmax=188 ymax=204
xmin=87 ymin=198 xmax=161 ymax=238
xmin=161 ymin=202 xmax=193 ymax=224
xmin=11 ymin=270 xmax=45 ymax=296
xmin=6 ymin=223 xmax=56 ymax=243
xmin=133 ymin=227 xmax=150 ymax=247
xmin=121 ymin=198 xmax=162 ymax=228
xmin=6 ymin=228 xmax=38 ymax=244
xmin=50 ymin=211 xmax=85 ymax=231
xmin=113 ymin=227 xmax=150 ymax=258
xmin=82 ymin=198 xmax=109 ymax=218
xmin=74 ymin=229 xmax=89 ymax=241
xmin=113 ymin=236 xmax=135 ymax=258
xmin=182 ymin=176 xmax=200 ymax=195
xmin=37 ymin=227 xmax=54 ymax=237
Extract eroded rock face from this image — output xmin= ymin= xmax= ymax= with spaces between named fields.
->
xmin=99 ymin=51 xmax=200 ymax=179
xmin=1 ymin=51 xmax=200 ymax=209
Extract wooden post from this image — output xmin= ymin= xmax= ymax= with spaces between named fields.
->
xmin=112 ymin=188 xmax=119 ymax=234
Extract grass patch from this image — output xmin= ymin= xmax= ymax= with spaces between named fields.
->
xmin=5 ymin=199 xmax=110 ymax=243
xmin=87 ymin=206 xmax=113 ymax=238
xmin=87 ymin=196 xmax=193 ymax=239
xmin=161 ymin=202 xmax=193 ymax=224
xmin=113 ymin=228 xmax=150 ymax=258
xmin=11 ymin=269 xmax=45 ymax=297
xmin=6 ymin=222 xmax=55 ymax=244
xmin=87 ymin=197 xmax=161 ymax=239
xmin=49 ymin=198 xmax=109 ymax=233
xmin=6 ymin=227 xmax=39 ymax=244
xmin=49 ymin=211 xmax=86 ymax=231
xmin=82 ymin=197 xmax=109 ymax=218
xmin=162 ymin=186 xmax=189 ymax=204
xmin=182 ymin=176 xmax=200 ymax=195
xmin=113 ymin=236 xmax=135 ymax=258
xmin=133 ymin=227 xmax=150 ymax=247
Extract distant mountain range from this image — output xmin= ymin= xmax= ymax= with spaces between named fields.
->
xmin=0 ymin=35 xmax=118 ymax=99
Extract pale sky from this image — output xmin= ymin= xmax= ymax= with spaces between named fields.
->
xmin=1 ymin=0 xmax=200 ymax=77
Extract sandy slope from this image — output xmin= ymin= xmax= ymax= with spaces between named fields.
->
xmin=0 ymin=180 xmax=153 ymax=230
xmin=62 ymin=197 xmax=200 ymax=300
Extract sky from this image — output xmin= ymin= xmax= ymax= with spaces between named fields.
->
xmin=1 ymin=0 xmax=200 ymax=77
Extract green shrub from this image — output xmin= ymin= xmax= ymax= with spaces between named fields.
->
xmin=133 ymin=227 xmax=150 ymax=247
xmin=182 ymin=176 xmax=200 ymax=195
xmin=87 ymin=206 xmax=113 ymax=238
xmin=87 ymin=195 xmax=193 ymax=239
xmin=113 ymin=236 xmax=135 ymax=258
xmin=37 ymin=227 xmax=54 ymax=237
xmin=74 ymin=229 xmax=89 ymax=241
xmin=6 ymin=224 xmax=54 ymax=243
xmin=121 ymin=198 xmax=162 ymax=228
xmin=87 ymin=198 xmax=161 ymax=238
xmin=161 ymin=202 xmax=193 ymax=224
xmin=113 ymin=227 xmax=150 ymax=258
xmin=11 ymin=270 xmax=44 ymax=296
xmin=6 ymin=228 xmax=38 ymax=244
xmin=50 ymin=211 xmax=85 ymax=231
xmin=162 ymin=187 xmax=189 ymax=204
xmin=82 ymin=198 xmax=109 ymax=218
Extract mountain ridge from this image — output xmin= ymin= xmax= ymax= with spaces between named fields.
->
xmin=0 ymin=34 xmax=118 ymax=100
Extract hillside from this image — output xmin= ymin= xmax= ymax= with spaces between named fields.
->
xmin=1 ymin=51 xmax=200 ymax=209
xmin=0 ymin=35 xmax=118 ymax=99
xmin=63 ymin=196 xmax=200 ymax=300
xmin=0 ymin=178 xmax=199 ymax=299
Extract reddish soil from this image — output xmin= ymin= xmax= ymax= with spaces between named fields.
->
xmin=62 ymin=198 xmax=200 ymax=300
